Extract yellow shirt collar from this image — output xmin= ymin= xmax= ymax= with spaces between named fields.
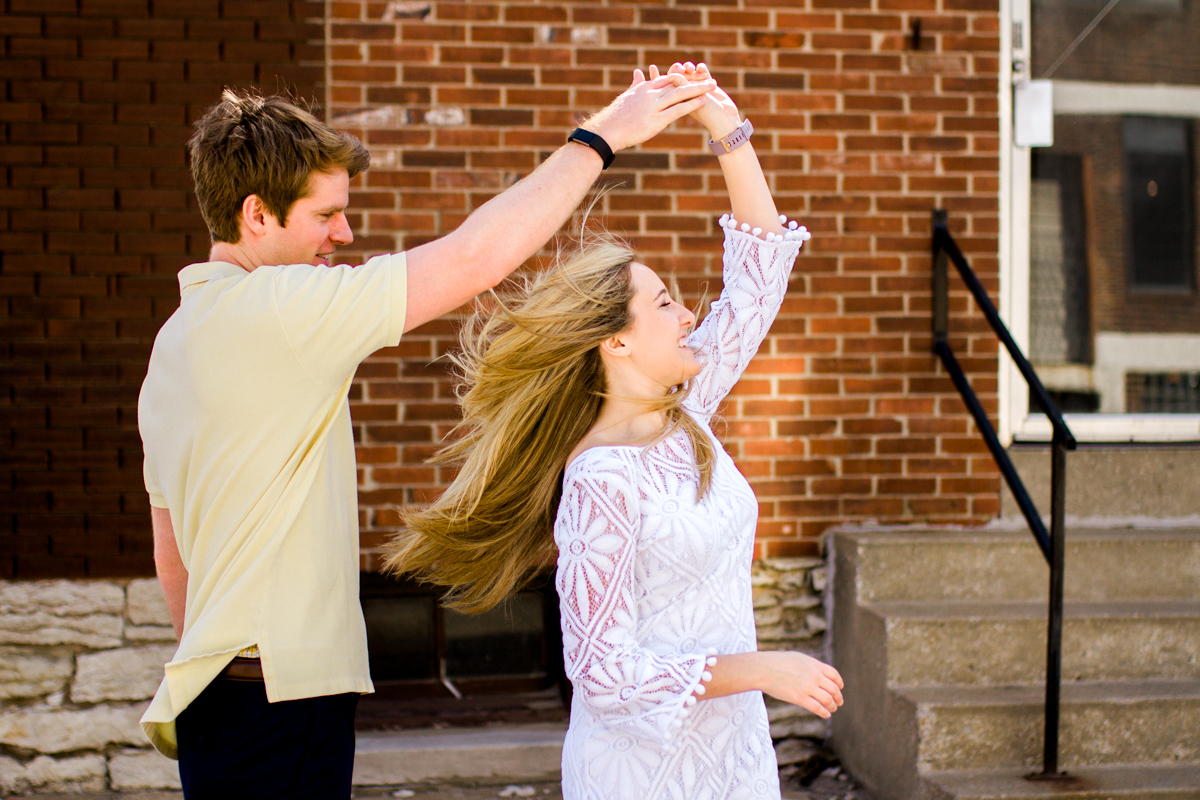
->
xmin=177 ymin=261 xmax=249 ymax=294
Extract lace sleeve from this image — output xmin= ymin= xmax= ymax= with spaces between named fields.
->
xmin=683 ymin=214 xmax=810 ymax=420
xmin=554 ymin=453 xmax=715 ymax=748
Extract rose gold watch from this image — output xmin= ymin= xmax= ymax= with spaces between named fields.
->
xmin=708 ymin=119 xmax=754 ymax=156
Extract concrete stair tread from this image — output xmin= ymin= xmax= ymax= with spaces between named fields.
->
xmin=832 ymin=525 xmax=1200 ymax=797
xmin=926 ymin=763 xmax=1200 ymax=799
xmin=896 ymin=678 xmax=1200 ymax=706
xmin=865 ymin=599 xmax=1200 ymax=619
xmin=352 ymin=723 xmax=566 ymax=786
xmin=844 ymin=527 xmax=1200 ymax=543
xmin=835 ymin=526 xmax=1200 ymax=604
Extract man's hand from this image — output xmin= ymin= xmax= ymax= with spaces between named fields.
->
xmin=582 ymin=69 xmax=715 ymax=152
xmin=661 ymin=62 xmax=743 ymax=142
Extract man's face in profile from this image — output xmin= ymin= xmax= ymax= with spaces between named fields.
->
xmin=258 ymin=168 xmax=354 ymax=268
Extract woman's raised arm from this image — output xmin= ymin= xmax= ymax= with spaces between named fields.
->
xmin=661 ymin=62 xmax=784 ymax=237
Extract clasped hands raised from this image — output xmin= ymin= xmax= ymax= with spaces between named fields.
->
xmin=583 ymin=61 xmax=743 ymax=154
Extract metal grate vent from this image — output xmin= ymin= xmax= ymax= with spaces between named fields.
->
xmin=1125 ymin=372 xmax=1200 ymax=413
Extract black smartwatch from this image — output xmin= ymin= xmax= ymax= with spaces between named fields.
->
xmin=567 ymin=128 xmax=615 ymax=170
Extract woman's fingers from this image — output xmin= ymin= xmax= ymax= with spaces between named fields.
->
xmin=656 ymin=78 xmax=714 ymax=110
xmin=819 ymin=673 xmax=844 ymax=702
xmin=798 ymin=694 xmax=833 ymax=719
xmin=816 ymin=681 xmax=842 ymax=710
xmin=661 ymin=96 xmax=708 ymax=124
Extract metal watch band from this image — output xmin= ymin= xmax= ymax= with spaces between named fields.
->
xmin=708 ymin=118 xmax=754 ymax=156
xmin=567 ymin=128 xmax=615 ymax=170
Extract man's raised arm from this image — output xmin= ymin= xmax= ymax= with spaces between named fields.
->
xmin=402 ymin=69 xmax=713 ymax=333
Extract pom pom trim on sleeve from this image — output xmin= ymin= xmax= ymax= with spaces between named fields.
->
xmin=661 ymin=647 xmax=722 ymax=755
xmin=719 ymin=212 xmax=812 ymax=244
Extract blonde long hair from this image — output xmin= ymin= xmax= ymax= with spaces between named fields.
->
xmin=383 ymin=231 xmax=716 ymax=613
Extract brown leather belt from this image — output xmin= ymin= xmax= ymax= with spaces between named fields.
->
xmin=218 ymin=656 xmax=264 ymax=682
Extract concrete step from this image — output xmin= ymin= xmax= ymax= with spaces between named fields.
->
xmin=351 ymin=723 xmax=566 ymax=787
xmin=896 ymin=680 xmax=1200 ymax=773
xmin=832 ymin=528 xmax=1200 ymax=605
xmin=925 ymin=763 xmax=1200 ymax=800
xmin=863 ymin=599 xmax=1200 ymax=686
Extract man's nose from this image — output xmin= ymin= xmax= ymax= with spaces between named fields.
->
xmin=331 ymin=213 xmax=353 ymax=246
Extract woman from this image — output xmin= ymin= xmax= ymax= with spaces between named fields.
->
xmin=385 ymin=63 xmax=843 ymax=799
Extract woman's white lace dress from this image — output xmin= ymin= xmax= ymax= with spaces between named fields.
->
xmin=554 ymin=216 xmax=809 ymax=800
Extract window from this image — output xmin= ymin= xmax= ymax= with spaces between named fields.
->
xmin=1030 ymin=152 xmax=1091 ymax=364
xmin=1125 ymin=117 xmax=1193 ymax=291
xmin=1004 ymin=0 xmax=1200 ymax=440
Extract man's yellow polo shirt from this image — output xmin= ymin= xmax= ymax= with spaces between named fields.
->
xmin=137 ymin=253 xmax=406 ymax=758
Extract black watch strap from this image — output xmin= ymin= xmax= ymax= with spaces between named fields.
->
xmin=567 ymin=128 xmax=615 ymax=170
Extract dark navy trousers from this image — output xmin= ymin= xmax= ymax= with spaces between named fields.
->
xmin=176 ymin=676 xmax=359 ymax=799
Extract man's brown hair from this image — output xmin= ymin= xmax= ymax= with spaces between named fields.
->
xmin=189 ymin=89 xmax=370 ymax=243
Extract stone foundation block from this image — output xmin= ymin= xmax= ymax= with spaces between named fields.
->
xmin=127 ymin=624 xmax=177 ymax=643
xmin=0 ymin=648 xmax=73 ymax=700
xmin=0 ymin=609 xmax=124 ymax=648
xmin=0 ymin=581 xmax=125 ymax=617
xmin=774 ymin=737 xmax=822 ymax=766
xmin=768 ymin=703 xmax=826 ymax=740
xmin=0 ymin=580 xmax=125 ymax=648
xmin=0 ymin=753 xmax=107 ymax=795
xmin=109 ymin=748 xmax=182 ymax=790
xmin=73 ymin=644 xmax=174 ymax=703
xmin=0 ymin=703 xmax=146 ymax=753
xmin=126 ymin=579 xmax=172 ymax=626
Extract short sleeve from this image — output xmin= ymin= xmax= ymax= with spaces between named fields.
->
xmin=143 ymin=457 xmax=168 ymax=509
xmin=271 ymin=252 xmax=408 ymax=391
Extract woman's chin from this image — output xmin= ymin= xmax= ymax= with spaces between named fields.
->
xmin=680 ymin=359 xmax=702 ymax=383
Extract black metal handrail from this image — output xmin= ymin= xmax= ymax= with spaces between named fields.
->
xmin=931 ymin=209 xmax=1076 ymax=778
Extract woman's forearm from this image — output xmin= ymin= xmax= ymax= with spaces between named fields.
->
xmin=715 ymin=141 xmax=786 ymax=237
xmin=697 ymin=649 xmax=845 ymax=719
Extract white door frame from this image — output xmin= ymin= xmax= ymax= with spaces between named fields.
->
xmin=997 ymin=0 xmax=1200 ymax=443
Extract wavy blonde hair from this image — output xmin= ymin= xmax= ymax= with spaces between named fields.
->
xmin=383 ymin=230 xmax=716 ymax=613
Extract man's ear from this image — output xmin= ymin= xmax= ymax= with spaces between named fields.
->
xmin=239 ymin=194 xmax=270 ymax=239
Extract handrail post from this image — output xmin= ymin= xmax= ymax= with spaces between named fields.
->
xmin=1042 ymin=432 xmax=1068 ymax=776
xmin=932 ymin=210 xmax=1074 ymax=780
xmin=932 ymin=209 xmax=949 ymax=342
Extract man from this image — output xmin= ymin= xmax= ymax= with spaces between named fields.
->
xmin=137 ymin=70 xmax=712 ymax=798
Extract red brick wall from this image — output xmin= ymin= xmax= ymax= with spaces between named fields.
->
xmin=0 ymin=0 xmax=323 ymax=579
xmin=3 ymin=0 xmax=1004 ymax=579
xmin=326 ymin=0 xmax=1004 ymax=567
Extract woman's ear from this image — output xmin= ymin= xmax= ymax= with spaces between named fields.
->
xmin=599 ymin=333 xmax=631 ymax=359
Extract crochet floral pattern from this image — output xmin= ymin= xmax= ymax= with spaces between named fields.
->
xmin=554 ymin=217 xmax=807 ymax=800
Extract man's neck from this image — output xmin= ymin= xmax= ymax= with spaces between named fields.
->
xmin=208 ymin=241 xmax=260 ymax=273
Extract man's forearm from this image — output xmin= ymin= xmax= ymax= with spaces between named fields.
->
xmin=444 ymin=143 xmax=604 ymax=284
xmin=151 ymin=505 xmax=187 ymax=640
xmin=402 ymin=70 xmax=713 ymax=333
xmin=157 ymin=559 xmax=187 ymax=640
